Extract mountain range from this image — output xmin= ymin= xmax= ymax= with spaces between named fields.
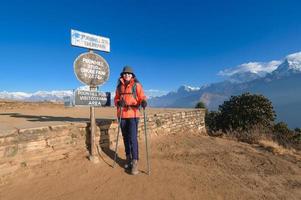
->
xmin=149 ymin=52 xmax=301 ymax=128
xmin=0 ymin=90 xmax=73 ymax=102
xmin=1 ymin=52 xmax=300 ymax=128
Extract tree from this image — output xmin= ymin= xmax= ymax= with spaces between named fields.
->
xmin=218 ymin=93 xmax=276 ymax=131
xmin=195 ymin=101 xmax=206 ymax=109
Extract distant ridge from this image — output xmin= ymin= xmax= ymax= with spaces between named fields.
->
xmin=149 ymin=51 xmax=301 ymax=128
xmin=0 ymin=90 xmax=73 ymax=102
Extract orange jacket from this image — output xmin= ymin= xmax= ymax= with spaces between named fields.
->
xmin=114 ymin=78 xmax=146 ymax=118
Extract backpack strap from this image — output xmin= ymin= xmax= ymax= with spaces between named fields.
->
xmin=132 ymin=82 xmax=137 ymax=100
xmin=118 ymin=82 xmax=138 ymax=100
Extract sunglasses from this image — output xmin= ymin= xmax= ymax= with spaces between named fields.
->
xmin=123 ymin=73 xmax=133 ymax=76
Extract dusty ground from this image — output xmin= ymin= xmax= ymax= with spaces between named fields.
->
xmin=0 ymin=134 xmax=300 ymax=200
xmin=0 ymin=101 xmax=301 ymax=200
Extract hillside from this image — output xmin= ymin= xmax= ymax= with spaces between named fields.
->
xmin=0 ymin=133 xmax=300 ymax=200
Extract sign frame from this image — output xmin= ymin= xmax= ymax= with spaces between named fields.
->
xmin=74 ymin=90 xmax=111 ymax=107
xmin=71 ymin=29 xmax=110 ymax=52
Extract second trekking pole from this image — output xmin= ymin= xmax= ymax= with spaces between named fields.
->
xmin=113 ymin=106 xmax=123 ymax=168
xmin=143 ymin=108 xmax=150 ymax=175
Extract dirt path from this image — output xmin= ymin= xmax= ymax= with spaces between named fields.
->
xmin=0 ymin=133 xmax=300 ymax=200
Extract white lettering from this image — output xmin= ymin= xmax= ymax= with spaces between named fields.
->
xmin=82 ymin=58 xmax=102 ymax=66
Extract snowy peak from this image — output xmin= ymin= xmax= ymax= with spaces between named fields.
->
xmin=32 ymin=91 xmax=73 ymax=98
xmin=286 ymin=52 xmax=301 ymax=71
xmin=177 ymin=85 xmax=200 ymax=93
xmin=0 ymin=90 xmax=73 ymax=102
xmin=219 ymin=51 xmax=301 ymax=83
xmin=271 ymin=53 xmax=301 ymax=78
xmin=219 ymin=60 xmax=281 ymax=83
xmin=228 ymin=71 xmax=261 ymax=83
xmin=0 ymin=91 xmax=31 ymax=100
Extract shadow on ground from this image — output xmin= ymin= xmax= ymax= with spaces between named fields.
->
xmin=0 ymin=112 xmax=89 ymax=122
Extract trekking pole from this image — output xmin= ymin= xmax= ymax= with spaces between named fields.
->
xmin=143 ymin=108 xmax=150 ymax=175
xmin=113 ymin=106 xmax=123 ymax=168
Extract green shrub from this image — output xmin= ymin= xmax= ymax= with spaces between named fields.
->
xmin=204 ymin=93 xmax=299 ymax=149
xmin=293 ymin=128 xmax=301 ymax=145
xmin=218 ymin=93 xmax=276 ymax=131
xmin=195 ymin=101 xmax=206 ymax=109
xmin=205 ymin=111 xmax=221 ymax=132
xmin=272 ymin=122 xmax=301 ymax=148
xmin=292 ymin=133 xmax=301 ymax=142
xmin=273 ymin=122 xmax=290 ymax=135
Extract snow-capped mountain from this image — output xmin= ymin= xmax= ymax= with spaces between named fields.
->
xmin=0 ymin=91 xmax=32 ymax=100
xmin=0 ymin=88 xmax=166 ymax=102
xmin=2 ymin=51 xmax=301 ymax=127
xmin=0 ymin=90 xmax=73 ymax=102
xmin=268 ymin=52 xmax=301 ymax=79
xmin=286 ymin=52 xmax=301 ymax=71
xmin=219 ymin=60 xmax=281 ymax=83
xmin=179 ymin=85 xmax=201 ymax=92
xmin=149 ymin=51 xmax=301 ymax=128
xmin=227 ymin=71 xmax=261 ymax=83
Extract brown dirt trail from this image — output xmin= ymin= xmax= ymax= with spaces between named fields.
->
xmin=0 ymin=133 xmax=300 ymax=200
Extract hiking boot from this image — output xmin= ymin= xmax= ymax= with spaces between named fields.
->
xmin=124 ymin=155 xmax=132 ymax=170
xmin=131 ymin=159 xmax=139 ymax=175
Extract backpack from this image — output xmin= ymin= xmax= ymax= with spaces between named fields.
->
xmin=118 ymin=82 xmax=138 ymax=100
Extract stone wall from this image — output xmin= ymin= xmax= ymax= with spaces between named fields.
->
xmin=0 ymin=109 xmax=206 ymax=176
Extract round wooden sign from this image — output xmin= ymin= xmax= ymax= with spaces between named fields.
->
xmin=74 ymin=52 xmax=110 ymax=86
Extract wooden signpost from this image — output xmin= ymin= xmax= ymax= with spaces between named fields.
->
xmin=71 ymin=29 xmax=110 ymax=163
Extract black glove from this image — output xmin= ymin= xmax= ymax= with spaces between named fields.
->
xmin=117 ymin=100 xmax=126 ymax=107
xmin=141 ymin=100 xmax=147 ymax=109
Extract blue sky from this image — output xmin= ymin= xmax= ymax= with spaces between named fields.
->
xmin=0 ymin=0 xmax=301 ymax=95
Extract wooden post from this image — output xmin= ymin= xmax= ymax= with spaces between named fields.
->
xmin=89 ymin=86 xmax=99 ymax=163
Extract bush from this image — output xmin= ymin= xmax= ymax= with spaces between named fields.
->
xmin=195 ymin=101 xmax=206 ymax=109
xmin=204 ymin=93 xmax=301 ymax=149
xmin=218 ymin=93 xmax=276 ymax=131
xmin=294 ymin=127 xmax=301 ymax=133
xmin=272 ymin=122 xmax=291 ymax=146
xmin=273 ymin=122 xmax=290 ymax=135
xmin=272 ymin=122 xmax=301 ymax=148
xmin=292 ymin=132 xmax=301 ymax=142
xmin=293 ymin=128 xmax=301 ymax=146
xmin=205 ymin=111 xmax=221 ymax=132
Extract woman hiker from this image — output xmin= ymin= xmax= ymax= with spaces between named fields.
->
xmin=114 ymin=66 xmax=147 ymax=175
